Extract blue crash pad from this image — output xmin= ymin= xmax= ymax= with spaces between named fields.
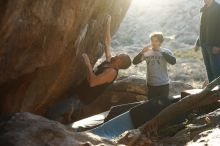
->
xmin=90 ymin=111 xmax=134 ymax=139
xmin=90 ymin=96 xmax=175 ymax=139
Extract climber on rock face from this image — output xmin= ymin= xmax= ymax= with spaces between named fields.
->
xmin=77 ymin=16 xmax=131 ymax=104
xmin=46 ymin=16 xmax=131 ymax=123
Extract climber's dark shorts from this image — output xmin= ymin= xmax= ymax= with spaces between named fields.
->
xmin=148 ymin=84 xmax=169 ymax=100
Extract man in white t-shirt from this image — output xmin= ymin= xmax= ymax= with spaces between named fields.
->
xmin=133 ymin=32 xmax=176 ymax=99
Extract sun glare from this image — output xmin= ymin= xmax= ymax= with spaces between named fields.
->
xmin=133 ymin=0 xmax=166 ymax=7
xmin=132 ymin=0 xmax=177 ymax=10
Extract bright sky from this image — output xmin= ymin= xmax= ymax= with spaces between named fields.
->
xmin=133 ymin=0 xmax=220 ymax=9
xmin=132 ymin=0 xmax=176 ymax=9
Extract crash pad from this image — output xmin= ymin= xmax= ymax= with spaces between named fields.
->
xmin=90 ymin=96 xmax=179 ymax=139
xmin=130 ymin=96 xmax=175 ymax=128
xmin=90 ymin=111 xmax=134 ymax=139
xmin=72 ymin=102 xmax=142 ymax=131
xmin=71 ymin=111 xmax=109 ymax=131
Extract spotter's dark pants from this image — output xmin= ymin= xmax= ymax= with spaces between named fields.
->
xmin=148 ymin=84 xmax=169 ymax=100
xmin=201 ymin=45 xmax=220 ymax=82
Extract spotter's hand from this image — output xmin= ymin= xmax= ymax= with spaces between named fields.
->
xmin=141 ymin=46 xmax=151 ymax=54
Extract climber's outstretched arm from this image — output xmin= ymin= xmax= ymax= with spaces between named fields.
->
xmin=104 ymin=15 xmax=112 ymax=62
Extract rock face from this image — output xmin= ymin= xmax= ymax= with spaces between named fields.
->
xmin=0 ymin=113 xmax=117 ymax=146
xmin=1 ymin=108 xmax=219 ymax=146
xmin=0 ymin=0 xmax=132 ymax=116
xmin=101 ymin=76 xmax=193 ymax=104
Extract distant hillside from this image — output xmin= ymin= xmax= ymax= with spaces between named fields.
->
xmin=113 ymin=0 xmax=202 ymax=52
xmin=111 ymin=0 xmax=213 ymax=87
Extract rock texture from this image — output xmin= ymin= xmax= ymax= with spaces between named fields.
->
xmin=0 ymin=113 xmax=117 ymax=146
xmin=101 ymin=76 xmax=192 ymax=104
xmin=0 ymin=0 xmax=132 ymax=116
xmin=1 ymin=108 xmax=219 ymax=146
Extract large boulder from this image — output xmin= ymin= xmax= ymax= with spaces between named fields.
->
xmin=0 ymin=113 xmax=117 ymax=146
xmin=0 ymin=0 xmax=132 ymax=116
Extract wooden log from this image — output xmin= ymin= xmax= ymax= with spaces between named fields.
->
xmin=128 ymin=77 xmax=220 ymax=145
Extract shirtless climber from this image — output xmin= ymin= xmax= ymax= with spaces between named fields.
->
xmin=46 ymin=16 xmax=131 ymax=123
